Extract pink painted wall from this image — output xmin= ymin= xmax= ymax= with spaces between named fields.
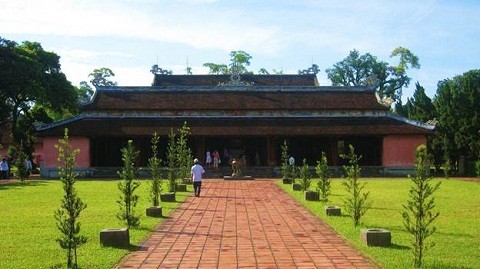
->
xmin=382 ymin=135 xmax=426 ymax=166
xmin=41 ymin=137 xmax=90 ymax=168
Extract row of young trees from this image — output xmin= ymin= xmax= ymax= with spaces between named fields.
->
xmin=281 ymin=140 xmax=440 ymax=268
xmin=54 ymin=122 xmax=193 ymax=268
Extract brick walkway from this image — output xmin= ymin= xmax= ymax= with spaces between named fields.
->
xmin=116 ymin=180 xmax=377 ymax=269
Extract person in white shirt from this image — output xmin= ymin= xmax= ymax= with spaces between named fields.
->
xmin=0 ymin=158 xmax=9 ymax=179
xmin=191 ymin=158 xmax=205 ymax=197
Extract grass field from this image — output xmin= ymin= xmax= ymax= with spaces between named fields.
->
xmin=0 ymin=179 xmax=189 ymax=269
xmin=278 ymin=178 xmax=480 ymax=269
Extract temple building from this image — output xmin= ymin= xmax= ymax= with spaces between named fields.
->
xmin=36 ymin=72 xmax=434 ymax=178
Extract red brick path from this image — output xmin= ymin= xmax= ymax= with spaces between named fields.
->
xmin=116 ymin=180 xmax=377 ymax=268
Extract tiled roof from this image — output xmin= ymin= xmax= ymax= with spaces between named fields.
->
xmin=37 ymin=114 xmax=434 ymax=137
xmin=83 ymin=86 xmax=388 ymax=111
xmin=152 ymin=74 xmax=319 ymax=86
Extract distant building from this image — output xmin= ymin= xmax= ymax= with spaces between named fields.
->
xmin=36 ymin=73 xmax=434 ymax=177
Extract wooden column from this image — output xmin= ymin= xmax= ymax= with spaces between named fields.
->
xmin=196 ymin=137 xmax=205 ymax=164
xmin=329 ymin=138 xmax=339 ymax=166
xmin=267 ymin=136 xmax=277 ymax=166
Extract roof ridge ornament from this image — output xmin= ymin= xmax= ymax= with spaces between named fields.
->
xmin=218 ymin=63 xmax=254 ymax=86
xmin=150 ymin=64 xmax=172 ymax=75
xmin=298 ymin=64 xmax=320 ymax=75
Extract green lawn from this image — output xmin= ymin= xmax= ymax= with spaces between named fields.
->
xmin=0 ymin=179 xmax=189 ymax=269
xmin=278 ymin=178 xmax=480 ymax=269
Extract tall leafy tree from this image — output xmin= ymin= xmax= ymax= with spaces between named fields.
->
xmin=89 ymin=67 xmax=117 ymax=87
xmin=325 ymin=47 xmax=420 ymax=103
xmin=203 ymin=50 xmax=253 ymax=74
xmin=433 ymin=70 xmax=480 ymax=163
xmin=76 ymin=81 xmax=95 ymax=104
xmin=0 ymin=37 xmax=77 ymax=149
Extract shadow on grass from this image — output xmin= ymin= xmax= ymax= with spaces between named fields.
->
xmin=0 ymin=180 xmax=49 ymax=190
xmin=388 ymin=243 xmax=410 ymax=250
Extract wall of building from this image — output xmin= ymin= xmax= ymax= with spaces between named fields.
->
xmin=382 ymin=135 xmax=426 ymax=167
xmin=40 ymin=136 xmax=91 ymax=178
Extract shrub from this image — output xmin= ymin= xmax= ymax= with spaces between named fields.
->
xmin=281 ymin=139 xmax=290 ymax=179
xmin=475 ymin=160 xmax=480 ymax=178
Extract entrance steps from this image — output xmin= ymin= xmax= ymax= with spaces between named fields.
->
xmin=204 ymin=166 xmax=278 ymax=179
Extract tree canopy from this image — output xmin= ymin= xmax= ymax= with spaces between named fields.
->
xmin=433 ymin=70 xmax=480 ymax=160
xmin=203 ymin=50 xmax=253 ymax=74
xmin=325 ymin=47 xmax=420 ymax=103
xmin=0 ymin=37 xmax=78 ymax=152
xmin=88 ymin=67 xmax=117 ymax=87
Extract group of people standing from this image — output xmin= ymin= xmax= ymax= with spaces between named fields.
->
xmin=205 ymin=149 xmax=227 ymax=170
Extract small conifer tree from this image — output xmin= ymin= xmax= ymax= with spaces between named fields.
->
xmin=54 ymin=128 xmax=87 ymax=269
xmin=402 ymin=144 xmax=441 ymax=268
xmin=117 ymin=140 xmax=140 ymax=228
xmin=166 ymin=129 xmax=177 ymax=192
xmin=148 ymin=132 xmax=162 ymax=207
xmin=298 ymin=158 xmax=311 ymax=191
xmin=341 ymin=145 xmax=370 ymax=227
xmin=281 ymin=139 xmax=290 ymax=179
xmin=176 ymin=122 xmax=192 ymax=180
xmin=315 ymin=151 xmax=331 ymax=201
xmin=15 ymin=147 xmax=29 ymax=181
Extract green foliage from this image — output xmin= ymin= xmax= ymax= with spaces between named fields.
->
xmin=341 ymin=145 xmax=370 ymax=227
xmin=0 ymin=37 xmax=77 ymax=148
xmin=433 ymin=69 xmax=480 ymax=163
xmin=326 ymin=47 xmax=420 ymax=103
xmin=397 ymin=82 xmax=435 ymax=122
xmin=280 ymin=139 xmax=290 ymax=179
xmin=315 ymin=152 xmax=331 ymax=201
xmin=54 ymin=129 xmax=87 ymax=269
xmin=203 ymin=50 xmax=253 ymax=74
xmin=88 ymin=67 xmax=117 ymax=87
xmin=298 ymin=158 xmax=311 ymax=191
xmin=148 ymin=132 xmax=162 ymax=207
xmin=402 ymin=144 xmax=441 ymax=268
xmin=117 ymin=140 xmax=140 ymax=228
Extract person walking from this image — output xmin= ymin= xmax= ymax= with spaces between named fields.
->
xmin=191 ymin=158 xmax=205 ymax=197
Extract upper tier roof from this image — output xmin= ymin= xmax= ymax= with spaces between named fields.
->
xmin=152 ymin=74 xmax=319 ymax=86
xmin=83 ymin=86 xmax=389 ymax=112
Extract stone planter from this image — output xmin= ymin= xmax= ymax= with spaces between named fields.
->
xmin=304 ymin=191 xmax=319 ymax=201
xmin=100 ymin=228 xmax=129 ymax=248
xmin=177 ymin=184 xmax=188 ymax=192
xmin=282 ymin=178 xmax=293 ymax=184
xmin=181 ymin=178 xmax=191 ymax=184
xmin=146 ymin=206 xmax=162 ymax=217
xmin=160 ymin=193 xmax=176 ymax=202
xmin=325 ymin=206 xmax=341 ymax=216
xmin=292 ymin=183 xmax=302 ymax=191
xmin=360 ymin=228 xmax=391 ymax=247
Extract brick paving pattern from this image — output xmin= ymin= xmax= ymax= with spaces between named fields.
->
xmin=116 ymin=180 xmax=377 ymax=268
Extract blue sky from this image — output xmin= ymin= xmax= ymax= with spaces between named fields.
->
xmin=1 ymin=0 xmax=479 ymax=101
